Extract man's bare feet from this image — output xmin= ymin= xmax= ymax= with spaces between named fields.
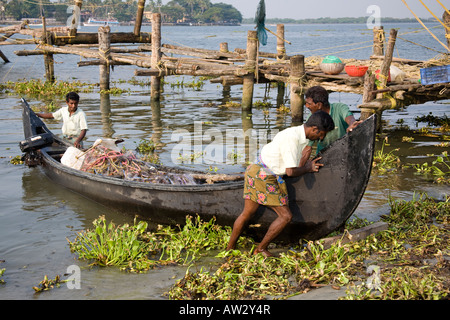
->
xmin=253 ymin=248 xmax=273 ymax=258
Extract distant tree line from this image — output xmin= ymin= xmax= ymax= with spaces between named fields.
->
xmin=0 ymin=0 xmax=242 ymax=24
xmin=154 ymin=0 xmax=242 ymax=23
xmin=242 ymin=16 xmax=437 ymax=24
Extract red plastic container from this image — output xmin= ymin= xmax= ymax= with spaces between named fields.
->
xmin=345 ymin=65 xmax=368 ymax=77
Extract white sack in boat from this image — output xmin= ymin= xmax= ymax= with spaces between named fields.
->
xmin=61 ymin=146 xmax=86 ymax=170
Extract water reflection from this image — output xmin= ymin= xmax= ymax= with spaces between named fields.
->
xmin=99 ymin=93 xmax=115 ymax=138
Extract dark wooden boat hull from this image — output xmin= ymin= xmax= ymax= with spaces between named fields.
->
xmin=20 ymin=98 xmax=376 ymax=242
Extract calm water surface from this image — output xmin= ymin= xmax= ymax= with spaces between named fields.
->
xmin=0 ymin=23 xmax=448 ymax=299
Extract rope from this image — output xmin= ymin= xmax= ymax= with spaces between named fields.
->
xmin=397 ymin=36 xmax=447 ymax=54
xmin=291 ymin=39 xmax=373 ymax=55
xmin=401 ymin=0 xmax=449 ymax=52
xmin=419 ymin=0 xmax=450 ymax=31
xmin=436 ymin=0 xmax=450 ymax=16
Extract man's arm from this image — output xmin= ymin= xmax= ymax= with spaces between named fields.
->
xmin=286 ymin=157 xmax=323 ymax=177
xmin=36 ymin=113 xmax=54 ymax=119
xmin=299 ymin=145 xmax=312 ymax=167
xmin=74 ymin=129 xmax=87 ymax=149
xmin=345 ymin=115 xmax=361 ymax=132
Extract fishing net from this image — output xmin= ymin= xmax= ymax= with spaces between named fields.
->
xmin=255 ymin=0 xmax=267 ymax=46
xmin=79 ymin=145 xmax=198 ymax=185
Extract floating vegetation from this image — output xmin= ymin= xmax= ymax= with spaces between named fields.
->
xmin=2 ymin=79 xmax=94 ymax=97
xmin=135 ymin=139 xmax=160 ymax=164
xmin=168 ymin=193 xmax=449 ymax=300
xmin=32 ymin=275 xmax=68 ymax=293
xmin=254 ymin=100 xmax=272 ymax=108
xmin=276 ymin=104 xmax=290 ymax=113
xmin=177 ymin=151 xmax=205 ymax=163
xmin=0 ymin=267 xmax=5 ymax=284
xmin=99 ymin=87 xmax=130 ymax=95
xmin=401 ymin=136 xmax=414 ymax=142
xmin=9 ymin=155 xmax=23 ymax=165
xmin=413 ymin=151 xmax=450 ymax=184
xmin=168 ymin=77 xmax=205 ymax=91
xmin=220 ymin=101 xmax=241 ymax=108
xmin=373 ymin=137 xmax=401 ymax=173
xmin=135 ymin=139 xmax=156 ymax=154
xmin=415 ymin=113 xmax=450 ymax=132
xmin=67 ymin=215 xmax=247 ymax=273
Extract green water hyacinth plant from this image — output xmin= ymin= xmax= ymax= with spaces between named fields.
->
xmin=68 ymin=215 xmax=244 ymax=273
xmin=67 ymin=216 xmax=160 ymax=272
xmin=373 ymin=137 xmax=401 ymax=173
xmin=169 ymin=193 xmax=449 ymax=300
xmin=413 ymin=151 xmax=450 ymax=184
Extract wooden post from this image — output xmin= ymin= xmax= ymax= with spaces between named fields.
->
xmin=289 ymin=55 xmax=305 ymax=122
xmin=151 ymin=13 xmax=162 ymax=101
xmin=372 ymin=26 xmax=384 ymax=56
xmin=276 ymin=24 xmax=286 ymax=107
xmin=134 ymin=0 xmax=146 ymax=37
xmin=444 ymin=10 xmax=450 ymax=50
xmin=98 ymin=26 xmax=111 ymax=91
xmin=219 ymin=42 xmax=228 ymax=53
xmin=100 ymin=93 xmax=114 ymax=138
xmin=276 ymin=24 xmax=286 ymax=60
xmin=241 ymin=30 xmax=258 ymax=111
xmin=42 ymin=15 xmax=55 ymax=82
xmin=150 ymin=99 xmax=162 ymax=146
xmin=360 ymin=72 xmax=376 ymax=121
xmin=0 ymin=50 xmax=9 ymax=63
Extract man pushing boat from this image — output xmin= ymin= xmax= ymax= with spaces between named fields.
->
xmin=300 ymin=85 xmax=361 ymax=166
xmin=226 ymin=111 xmax=335 ymax=257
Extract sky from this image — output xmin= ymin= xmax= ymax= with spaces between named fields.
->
xmin=185 ymin=0 xmax=448 ymax=20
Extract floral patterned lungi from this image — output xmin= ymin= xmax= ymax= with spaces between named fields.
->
xmin=243 ymin=163 xmax=288 ymax=207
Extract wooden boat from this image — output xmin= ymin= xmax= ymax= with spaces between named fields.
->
xmin=20 ymin=98 xmax=376 ymax=242
xmin=83 ymin=18 xmax=120 ymax=27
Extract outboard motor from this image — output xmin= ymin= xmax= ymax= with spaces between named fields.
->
xmin=19 ymin=132 xmax=54 ymax=153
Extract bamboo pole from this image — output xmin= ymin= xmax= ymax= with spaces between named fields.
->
xmin=134 ymin=0 xmax=146 ymax=37
xmin=98 ymin=26 xmax=111 ymax=91
xmin=151 ymin=13 xmax=162 ymax=101
xmin=241 ymin=30 xmax=258 ymax=111
xmin=289 ymin=55 xmax=305 ymax=122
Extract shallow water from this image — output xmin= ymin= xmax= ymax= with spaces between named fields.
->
xmin=0 ymin=22 xmax=448 ymax=299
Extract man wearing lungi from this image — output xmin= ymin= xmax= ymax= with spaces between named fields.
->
xmin=226 ymin=110 xmax=335 ymax=257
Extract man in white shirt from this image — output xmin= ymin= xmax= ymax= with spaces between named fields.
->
xmin=227 ymin=111 xmax=335 ymax=257
xmin=37 ymin=92 xmax=88 ymax=148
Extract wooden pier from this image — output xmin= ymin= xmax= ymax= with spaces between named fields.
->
xmin=1 ymin=3 xmax=449 ymax=123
